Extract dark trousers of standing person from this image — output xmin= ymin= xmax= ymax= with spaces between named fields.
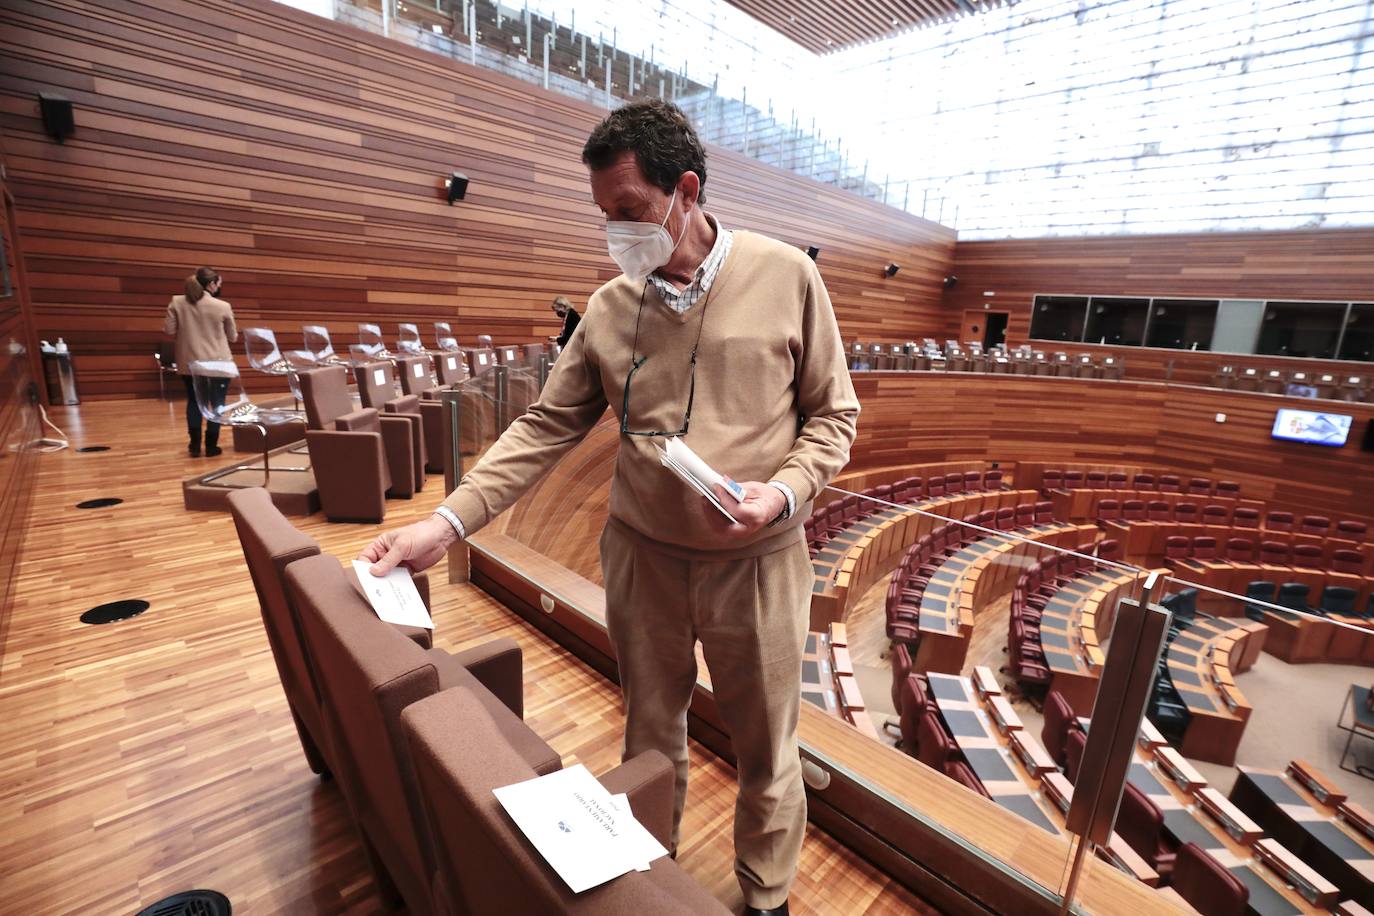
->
xmin=181 ymin=374 xmax=227 ymax=454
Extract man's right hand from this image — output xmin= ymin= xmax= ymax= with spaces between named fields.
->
xmin=360 ymin=515 xmax=459 ymax=576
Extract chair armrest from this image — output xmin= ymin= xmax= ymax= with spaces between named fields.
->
xmin=385 ymin=393 xmax=421 ymax=415
xmin=396 ymin=625 xmax=433 ymax=649
xmin=377 ymin=415 xmax=416 ymax=496
xmin=447 ymin=637 xmax=523 ymax=718
xmin=335 ymin=406 xmax=380 ymax=432
xmin=428 ymin=649 xmax=561 ymax=775
xmin=597 ymin=749 xmax=676 ymax=851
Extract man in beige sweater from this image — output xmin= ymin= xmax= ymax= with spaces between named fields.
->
xmin=363 ymin=100 xmax=858 ymax=915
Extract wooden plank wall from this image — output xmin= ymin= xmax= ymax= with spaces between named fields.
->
xmin=846 ymin=374 xmax=1374 ymax=529
xmin=0 ymin=136 xmax=41 ymax=662
xmin=0 ymin=0 xmax=955 ymax=400
xmin=943 ymin=229 xmax=1374 ymax=377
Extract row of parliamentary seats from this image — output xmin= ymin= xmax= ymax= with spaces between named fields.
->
xmin=1043 ymin=468 xmax=1242 ymax=497
xmin=1052 ymin=690 xmax=1349 ymax=914
xmin=228 ymin=322 xmax=555 ymax=524
xmin=804 ymin=467 xmax=1006 ymax=557
xmin=1103 ymin=507 xmax=1371 ymax=572
xmin=847 ymin=339 xmax=1126 ymax=380
xmin=226 ymin=488 xmax=723 ymax=912
xmin=885 ymin=502 xmax=1056 ymax=645
xmin=1007 ymin=541 xmax=1125 ymax=695
xmin=1010 ymin=544 xmax=1153 ymax=713
xmin=1244 ymin=579 xmax=1374 ymax=667
xmin=1213 ymin=364 xmax=1372 ymax=402
xmin=895 ymin=674 xmax=1178 ymax=893
xmin=1172 ymin=543 xmax=1374 ymax=612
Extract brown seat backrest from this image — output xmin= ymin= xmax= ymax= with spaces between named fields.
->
xmin=1172 ymin=843 xmax=1248 ymax=916
xmin=402 ymin=687 xmax=727 ymax=915
xmin=285 ymin=553 xmax=442 ymax=912
xmin=356 ymin=360 xmax=398 ymax=410
xmin=434 ymin=351 xmax=468 ymax=387
xmin=465 ymin=347 xmax=497 ymax=377
xmin=300 ymin=365 xmax=357 ymax=429
xmin=227 ymin=487 xmax=325 ymax=767
xmin=394 ymin=354 xmax=433 ymax=396
xmin=1115 ymin=782 xmax=1165 ymax=864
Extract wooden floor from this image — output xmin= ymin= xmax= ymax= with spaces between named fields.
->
xmin=0 ymin=398 xmax=936 ymax=915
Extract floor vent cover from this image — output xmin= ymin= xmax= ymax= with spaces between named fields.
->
xmin=80 ymin=599 xmax=150 ymax=625
xmin=136 ymin=890 xmax=231 ymax=916
xmin=76 ymin=497 xmax=123 ymax=509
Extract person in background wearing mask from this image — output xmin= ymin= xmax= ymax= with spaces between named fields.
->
xmin=164 ymin=267 xmax=237 ymax=457
xmin=360 ymin=99 xmax=857 ymax=916
xmin=550 ymin=295 xmax=581 ymax=347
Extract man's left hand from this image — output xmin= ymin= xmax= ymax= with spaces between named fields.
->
xmin=704 ymin=478 xmax=785 ymax=540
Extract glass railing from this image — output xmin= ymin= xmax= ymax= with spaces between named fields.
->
xmin=313 ymin=0 xmax=927 ymax=214
xmin=443 ymin=420 xmax=1374 ymax=910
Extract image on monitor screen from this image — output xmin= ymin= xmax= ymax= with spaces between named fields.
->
xmin=1271 ymin=408 xmax=1353 ymax=446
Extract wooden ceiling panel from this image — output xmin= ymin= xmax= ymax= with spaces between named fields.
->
xmin=723 ymin=0 xmax=1012 ymax=54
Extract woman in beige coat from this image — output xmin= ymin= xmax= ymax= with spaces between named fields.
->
xmin=164 ymin=267 xmax=237 ymax=456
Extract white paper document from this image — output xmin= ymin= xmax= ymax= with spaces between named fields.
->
xmin=350 ymin=560 xmax=434 ymax=630
xmin=656 ymin=436 xmax=744 ymax=524
xmin=609 ymin=794 xmax=651 ymax=872
xmin=493 ymin=764 xmax=668 ymax=893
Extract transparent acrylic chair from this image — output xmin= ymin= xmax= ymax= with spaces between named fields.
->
xmin=397 ymin=322 xmax=436 ymax=355
xmin=434 ymin=322 xmax=460 ymax=352
xmin=154 ymin=348 xmax=179 ymax=400
xmin=302 ymin=325 xmax=348 ymax=367
xmin=242 ymin=327 xmax=309 ymax=409
xmin=188 ymin=359 xmax=310 ymax=488
xmin=357 ymin=323 xmax=393 ymax=362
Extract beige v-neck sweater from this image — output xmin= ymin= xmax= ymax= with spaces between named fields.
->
xmin=443 ymin=230 xmax=859 ymax=557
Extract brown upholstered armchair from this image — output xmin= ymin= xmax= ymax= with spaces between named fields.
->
xmin=394 ymin=354 xmax=447 ymax=475
xmin=402 ymin=686 xmax=729 ymax=915
xmin=355 ymin=360 xmax=426 ymax=489
xmin=298 ymin=365 xmax=412 ymax=522
xmin=226 ymin=487 xmax=434 ymax=775
xmin=286 ymin=554 xmax=555 ymax=914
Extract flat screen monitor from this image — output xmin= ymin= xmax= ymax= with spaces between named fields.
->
xmin=1271 ymin=408 xmax=1353 ymax=447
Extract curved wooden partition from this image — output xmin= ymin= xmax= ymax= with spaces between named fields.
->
xmin=845 ymin=374 xmax=1374 ymax=530
xmin=468 ymin=418 xmax=1178 ymax=914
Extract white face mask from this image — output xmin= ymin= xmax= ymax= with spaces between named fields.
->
xmin=605 ymin=189 xmax=685 ymax=280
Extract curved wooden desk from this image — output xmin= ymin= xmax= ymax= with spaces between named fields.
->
xmin=1166 ymin=616 xmax=1267 ymax=765
xmin=1171 ymin=561 xmax=1374 ymax=665
xmin=810 ymin=487 xmax=1037 ymax=628
xmin=1036 ymin=566 xmax=1158 ymax=713
xmin=915 ymin=521 xmax=1096 ymax=674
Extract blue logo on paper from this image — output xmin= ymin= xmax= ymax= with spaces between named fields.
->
xmin=557 ymin=821 xmax=572 ymax=833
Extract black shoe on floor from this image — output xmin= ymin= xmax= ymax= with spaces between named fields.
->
xmin=744 ymin=903 xmax=788 ymax=916
xmin=205 ymin=446 xmax=222 ymax=458
xmin=188 ymin=445 xmax=200 ymax=457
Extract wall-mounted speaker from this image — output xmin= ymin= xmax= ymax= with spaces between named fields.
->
xmin=445 ymin=171 xmax=469 ymax=204
xmin=884 ymin=262 xmax=900 ymax=278
xmin=806 ymin=246 xmax=819 ymax=260
xmin=39 ymin=93 xmax=74 ymax=144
